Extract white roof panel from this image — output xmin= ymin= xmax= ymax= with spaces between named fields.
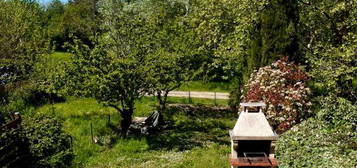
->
xmin=231 ymin=112 xmax=277 ymax=140
xmin=239 ymin=102 xmax=266 ymax=107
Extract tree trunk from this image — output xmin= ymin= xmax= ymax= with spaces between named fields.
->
xmin=120 ymin=108 xmax=133 ymax=137
xmin=157 ymin=91 xmax=168 ymax=125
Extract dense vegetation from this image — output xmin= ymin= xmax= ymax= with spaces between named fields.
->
xmin=0 ymin=0 xmax=356 ymax=167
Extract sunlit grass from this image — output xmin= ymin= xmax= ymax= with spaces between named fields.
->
xmin=50 ymin=51 xmax=71 ymax=63
xmin=36 ymin=97 xmax=233 ymax=168
xmin=178 ymin=81 xmax=231 ymax=92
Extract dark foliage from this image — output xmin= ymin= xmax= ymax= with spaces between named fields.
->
xmin=0 ymin=114 xmax=74 ymax=168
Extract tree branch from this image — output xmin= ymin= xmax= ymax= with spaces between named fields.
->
xmin=108 ymin=104 xmax=123 ymax=113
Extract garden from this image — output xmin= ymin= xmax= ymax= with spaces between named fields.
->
xmin=1 ymin=0 xmax=356 ymax=168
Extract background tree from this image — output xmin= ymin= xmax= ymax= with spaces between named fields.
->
xmin=299 ymin=0 xmax=357 ymax=102
xmin=147 ymin=50 xmax=190 ymax=120
xmin=140 ymin=0 xmax=191 ymax=122
xmin=44 ymin=0 xmax=66 ymax=50
xmin=0 ymin=0 xmax=49 ymax=120
xmin=0 ymin=0 xmax=49 ymax=84
xmin=245 ymin=0 xmax=300 ymax=74
xmin=63 ymin=0 xmax=100 ymax=49
xmin=186 ymin=0 xmax=238 ymax=81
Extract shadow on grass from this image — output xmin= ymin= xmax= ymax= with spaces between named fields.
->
xmin=167 ymin=104 xmax=236 ymax=119
xmin=101 ymin=105 xmax=235 ymax=151
xmin=143 ymin=105 xmax=235 ymax=151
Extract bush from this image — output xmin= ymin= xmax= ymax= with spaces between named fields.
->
xmin=0 ymin=113 xmax=74 ymax=168
xmin=8 ymin=82 xmax=65 ymax=107
xmin=240 ymin=58 xmax=312 ymax=132
xmin=0 ymin=128 xmax=31 ymax=168
xmin=277 ymin=97 xmax=357 ymax=168
xmin=22 ymin=113 xmax=74 ymax=168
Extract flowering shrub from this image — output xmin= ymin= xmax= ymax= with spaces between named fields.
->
xmin=242 ymin=57 xmax=311 ymax=132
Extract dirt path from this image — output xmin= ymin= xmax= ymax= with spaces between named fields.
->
xmin=167 ymin=91 xmax=230 ymax=100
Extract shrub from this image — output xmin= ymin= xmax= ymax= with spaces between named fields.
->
xmin=0 ymin=113 xmax=73 ymax=168
xmin=277 ymin=97 xmax=356 ymax=168
xmin=241 ymin=58 xmax=311 ymax=132
xmin=6 ymin=82 xmax=65 ymax=108
xmin=22 ymin=113 xmax=74 ymax=168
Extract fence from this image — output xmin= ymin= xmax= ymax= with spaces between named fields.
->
xmin=0 ymin=112 xmax=21 ymax=131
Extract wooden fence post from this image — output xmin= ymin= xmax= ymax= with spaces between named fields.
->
xmin=107 ymin=114 xmax=110 ymax=125
xmin=214 ymin=92 xmax=217 ymax=106
xmin=188 ymin=91 xmax=192 ymax=104
xmin=90 ymin=123 xmax=94 ymax=143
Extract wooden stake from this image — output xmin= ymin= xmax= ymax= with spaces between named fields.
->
xmin=107 ymin=114 xmax=110 ymax=125
xmin=90 ymin=123 xmax=94 ymax=143
xmin=214 ymin=92 xmax=217 ymax=106
xmin=188 ymin=91 xmax=191 ymax=103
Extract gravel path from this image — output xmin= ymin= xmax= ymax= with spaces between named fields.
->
xmin=167 ymin=91 xmax=230 ymax=100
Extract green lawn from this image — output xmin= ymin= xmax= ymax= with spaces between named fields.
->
xmin=178 ymin=81 xmax=231 ymax=92
xmin=50 ymin=51 xmax=71 ymax=63
xmin=36 ymin=97 xmax=233 ymax=168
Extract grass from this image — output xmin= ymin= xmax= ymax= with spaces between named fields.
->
xmin=40 ymin=51 xmax=72 ymax=73
xmin=178 ymin=81 xmax=231 ymax=92
xmin=36 ymin=97 xmax=234 ymax=168
xmin=36 ymin=52 xmax=232 ymax=167
xmin=50 ymin=51 xmax=71 ymax=63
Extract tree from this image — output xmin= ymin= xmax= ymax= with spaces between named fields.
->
xmin=0 ymin=0 xmax=49 ymax=83
xmin=147 ymin=50 xmax=190 ymax=120
xmin=63 ymin=0 xmax=100 ymax=49
xmin=140 ymin=0 xmax=191 ymax=122
xmin=0 ymin=0 xmax=49 ymax=107
xmin=45 ymin=0 xmax=66 ymax=50
xmin=67 ymin=0 xmax=153 ymax=136
xmin=186 ymin=0 xmax=238 ymax=81
xmin=246 ymin=0 xmax=300 ymax=73
xmin=298 ymin=0 xmax=357 ymax=102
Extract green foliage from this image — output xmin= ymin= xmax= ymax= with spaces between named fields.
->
xmin=0 ymin=128 xmax=31 ymax=168
xmin=0 ymin=113 xmax=73 ymax=168
xmin=277 ymin=97 xmax=357 ymax=168
xmin=44 ymin=0 xmax=66 ymax=50
xmin=65 ymin=0 xmax=157 ymax=134
xmin=300 ymin=0 xmax=357 ymax=101
xmin=22 ymin=113 xmax=74 ymax=168
xmin=148 ymin=50 xmax=190 ymax=113
xmin=62 ymin=0 xmax=99 ymax=48
xmin=43 ymin=0 xmax=100 ymax=50
xmin=0 ymin=0 xmax=50 ymax=115
xmin=186 ymin=0 xmax=238 ymax=81
xmin=32 ymin=52 xmax=71 ymax=103
xmin=247 ymin=0 xmax=300 ymax=70
xmin=316 ymin=96 xmax=356 ymax=132
xmin=274 ymin=1 xmax=356 ymax=166
xmin=132 ymin=0 xmax=192 ymax=114
xmin=0 ymin=0 xmax=49 ymax=83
